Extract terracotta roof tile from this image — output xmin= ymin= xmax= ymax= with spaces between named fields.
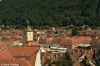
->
xmin=46 ymin=38 xmax=53 ymax=44
xmin=60 ymin=36 xmax=92 ymax=45
xmin=0 ymin=60 xmax=30 ymax=66
xmin=0 ymin=41 xmax=11 ymax=47
xmin=12 ymin=35 xmax=22 ymax=40
xmin=0 ymin=46 xmax=40 ymax=66
xmin=0 ymin=49 xmax=13 ymax=59
xmin=9 ymin=46 xmax=39 ymax=58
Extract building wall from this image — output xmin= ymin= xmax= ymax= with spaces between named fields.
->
xmin=44 ymin=44 xmax=60 ymax=48
xmin=35 ymin=49 xmax=41 ymax=66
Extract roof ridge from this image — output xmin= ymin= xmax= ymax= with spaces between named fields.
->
xmin=29 ymin=49 xmax=38 ymax=58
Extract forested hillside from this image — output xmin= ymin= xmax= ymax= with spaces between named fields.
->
xmin=0 ymin=0 xmax=100 ymax=27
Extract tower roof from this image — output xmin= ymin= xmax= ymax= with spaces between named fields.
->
xmin=27 ymin=26 xmax=32 ymax=31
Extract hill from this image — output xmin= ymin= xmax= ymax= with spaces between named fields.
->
xmin=0 ymin=0 xmax=100 ymax=27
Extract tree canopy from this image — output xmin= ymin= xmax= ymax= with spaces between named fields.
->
xmin=0 ymin=0 xmax=100 ymax=28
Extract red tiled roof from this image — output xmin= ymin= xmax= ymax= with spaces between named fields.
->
xmin=0 ymin=60 xmax=31 ymax=66
xmin=60 ymin=38 xmax=71 ymax=44
xmin=12 ymin=35 xmax=22 ymax=40
xmin=0 ymin=46 xmax=40 ymax=66
xmin=9 ymin=46 xmax=39 ymax=58
xmin=46 ymin=38 xmax=53 ymax=44
xmin=0 ymin=41 xmax=11 ymax=47
xmin=60 ymin=36 xmax=92 ymax=45
xmin=52 ymin=38 xmax=60 ymax=44
xmin=28 ymin=41 xmax=38 ymax=46
xmin=0 ymin=49 xmax=13 ymax=59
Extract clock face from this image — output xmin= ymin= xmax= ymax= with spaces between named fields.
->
xmin=27 ymin=32 xmax=33 ymax=41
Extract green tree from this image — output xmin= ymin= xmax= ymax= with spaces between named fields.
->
xmin=0 ymin=0 xmax=100 ymax=27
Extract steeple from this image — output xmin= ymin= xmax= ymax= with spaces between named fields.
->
xmin=26 ymin=20 xmax=32 ymax=31
xmin=23 ymin=20 xmax=33 ymax=43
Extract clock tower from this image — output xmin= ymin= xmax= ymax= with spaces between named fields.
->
xmin=23 ymin=20 xmax=33 ymax=44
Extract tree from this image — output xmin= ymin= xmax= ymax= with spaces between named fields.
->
xmin=54 ymin=53 xmax=72 ymax=66
xmin=0 ymin=0 xmax=100 ymax=27
xmin=72 ymin=28 xmax=79 ymax=36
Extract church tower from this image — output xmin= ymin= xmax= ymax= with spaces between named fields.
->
xmin=23 ymin=20 xmax=33 ymax=44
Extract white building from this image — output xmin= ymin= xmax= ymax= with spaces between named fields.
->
xmin=50 ymin=47 xmax=67 ymax=53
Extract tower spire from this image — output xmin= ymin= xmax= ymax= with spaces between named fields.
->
xmin=26 ymin=20 xmax=32 ymax=31
xmin=26 ymin=20 xmax=30 ymax=26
